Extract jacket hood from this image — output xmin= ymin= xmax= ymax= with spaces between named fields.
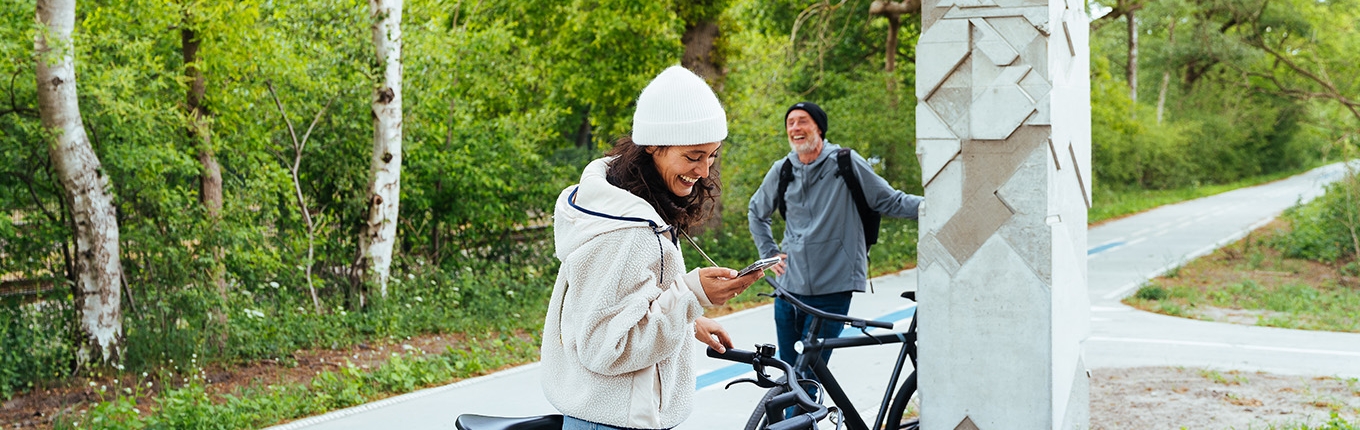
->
xmin=554 ymin=157 xmax=671 ymax=260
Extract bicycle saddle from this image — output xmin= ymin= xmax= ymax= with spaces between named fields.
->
xmin=454 ymin=414 xmax=564 ymax=430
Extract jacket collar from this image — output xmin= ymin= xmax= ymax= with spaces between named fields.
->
xmin=567 ymin=157 xmax=676 ymax=240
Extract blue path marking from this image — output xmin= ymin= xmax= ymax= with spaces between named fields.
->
xmin=1087 ymin=241 xmax=1124 ymax=256
xmin=696 ymin=305 xmax=917 ymax=389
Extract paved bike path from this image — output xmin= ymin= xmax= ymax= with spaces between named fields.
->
xmin=268 ymin=162 xmax=1360 ymax=430
xmin=1082 ymin=162 xmax=1360 ymax=378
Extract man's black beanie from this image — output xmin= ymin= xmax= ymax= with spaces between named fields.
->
xmin=785 ymin=101 xmax=828 ymax=138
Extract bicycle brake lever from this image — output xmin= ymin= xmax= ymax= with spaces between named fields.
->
xmin=858 ymin=327 xmax=883 ymax=344
xmin=723 ymin=378 xmax=760 ymax=389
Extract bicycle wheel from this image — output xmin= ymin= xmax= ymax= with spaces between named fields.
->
xmin=744 ymin=385 xmax=789 ymax=430
xmin=884 ymin=371 xmax=918 ymax=430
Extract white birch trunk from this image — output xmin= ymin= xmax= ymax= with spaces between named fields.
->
xmin=35 ymin=0 xmax=124 ymax=365
xmin=1127 ymin=10 xmax=1138 ymax=106
xmin=360 ymin=0 xmax=403 ymax=297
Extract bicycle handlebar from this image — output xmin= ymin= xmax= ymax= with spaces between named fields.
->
xmin=706 ymin=346 xmax=757 ymax=363
xmin=706 ymin=346 xmax=829 ymax=430
xmin=765 ymin=279 xmax=894 ymax=329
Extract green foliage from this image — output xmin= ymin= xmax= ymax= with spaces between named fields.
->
xmin=1270 ymin=412 xmax=1360 ymax=430
xmin=1135 ymin=284 xmax=1170 ymax=301
xmin=1089 ymin=167 xmax=1311 ymax=224
xmin=1089 ymin=0 xmax=1343 ymax=191
xmin=0 ymin=298 xmax=75 ymax=399
xmin=3 ymin=0 xmax=1357 ymax=420
xmin=1271 ymin=178 xmax=1360 ymax=263
xmin=51 ymin=332 xmax=540 ymax=429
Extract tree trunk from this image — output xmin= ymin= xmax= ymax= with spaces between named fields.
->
xmin=35 ymin=0 xmax=124 ymax=366
xmin=1127 ymin=10 xmax=1139 ymax=108
xmin=680 ymin=15 xmax=726 ymax=235
xmin=182 ymin=23 xmax=229 ymax=344
xmin=574 ymin=107 xmax=592 ymax=149
xmin=870 ymin=1 xmax=922 ymax=186
xmin=885 ymin=12 xmax=900 ymax=108
xmin=681 ymin=20 xmax=722 ymax=88
xmin=182 ymin=27 xmax=222 ymax=217
xmin=360 ymin=0 xmax=403 ymax=298
xmin=1156 ymin=20 xmax=1176 ymax=124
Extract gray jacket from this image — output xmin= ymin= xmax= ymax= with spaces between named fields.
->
xmin=747 ymin=142 xmax=923 ymax=295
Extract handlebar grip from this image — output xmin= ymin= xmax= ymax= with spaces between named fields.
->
xmin=767 ymin=414 xmax=816 ymax=430
xmin=866 ymin=319 xmax=894 ymax=329
xmin=706 ymin=347 xmax=756 ymax=363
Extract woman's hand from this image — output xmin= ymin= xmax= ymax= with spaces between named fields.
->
xmin=698 ymin=266 xmax=762 ymax=305
xmin=694 ymin=316 xmax=733 ymax=353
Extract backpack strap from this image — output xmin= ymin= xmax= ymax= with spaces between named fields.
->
xmin=773 ymin=159 xmax=794 ymax=220
xmin=836 ymin=148 xmax=880 ymax=252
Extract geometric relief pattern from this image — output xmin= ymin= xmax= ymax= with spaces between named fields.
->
xmin=954 ymin=416 xmax=980 ymax=430
xmin=920 ymin=9 xmax=1058 ymax=264
xmin=916 ymin=0 xmax=1090 ymax=426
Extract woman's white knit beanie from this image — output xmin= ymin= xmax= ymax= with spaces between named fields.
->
xmin=631 ymin=66 xmax=727 ymax=146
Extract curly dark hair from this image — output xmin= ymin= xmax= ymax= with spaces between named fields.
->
xmin=604 ymin=136 xmax=722 ymax=230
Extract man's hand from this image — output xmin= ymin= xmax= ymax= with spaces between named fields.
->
xmin=770 ymin=253 xmax=789 ymax=276
xmin=694 ymin=316 xmax=733 ymax=353
xmin=698 ymin=266 xmax=761 ymax=305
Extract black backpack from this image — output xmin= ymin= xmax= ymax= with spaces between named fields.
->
xmin=772 ymin=148 xmax=881 ymax=253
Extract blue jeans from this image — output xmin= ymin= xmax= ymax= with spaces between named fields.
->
xmin=773 ymin=291 xmax=852 ymax=375
xmin=562 ymin=415 xmax=667 ymax=430
xmin=774 ymin=291 xmax=852 ymax=419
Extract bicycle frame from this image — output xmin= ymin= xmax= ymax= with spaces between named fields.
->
xmin=777 ymin=287 xmax=918 ymax=430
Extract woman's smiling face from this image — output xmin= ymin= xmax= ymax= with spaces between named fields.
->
xmin=647 ymin=142 xmax=722 ymax=197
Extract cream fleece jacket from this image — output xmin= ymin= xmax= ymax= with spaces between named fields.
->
xmin=540 ymin=157 xmax=711 ymax=429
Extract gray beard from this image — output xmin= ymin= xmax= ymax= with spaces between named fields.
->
xmin=790 ymin=140 xmax=818 ymax=155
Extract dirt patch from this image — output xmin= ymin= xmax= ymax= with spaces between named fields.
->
xmin=1092 ymin=366 xmax=1360 ymax=430
xmin=1127 ymin=219 xmax=1360 ymax=332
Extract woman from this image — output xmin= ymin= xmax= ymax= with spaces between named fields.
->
xmin=540 ymin=66 xmax=762 ymax=430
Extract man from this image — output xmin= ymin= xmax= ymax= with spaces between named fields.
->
xmin=747 ymin=101 xmax=924 ymax=367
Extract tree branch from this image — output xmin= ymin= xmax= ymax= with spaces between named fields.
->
xmin=264 ymin=80 xmax=301 ymax=153
xmin=1091 ymin=1 xmax=1143 ymax=33
xmin=869 ymin=0 xmax=920 ymax=15
xmin=1251 ymin=38 xmax=1360 ymax=121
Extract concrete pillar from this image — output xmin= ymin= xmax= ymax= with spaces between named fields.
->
xmin=914 ymin=0 xmax=1091 ymax=427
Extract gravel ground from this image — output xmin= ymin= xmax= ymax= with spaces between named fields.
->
xmin=1092 ymin=366 xmax=1360 ymax=430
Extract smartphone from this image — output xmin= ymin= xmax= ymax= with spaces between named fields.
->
xmin=737 ymin=256 xmax=782 ymax=277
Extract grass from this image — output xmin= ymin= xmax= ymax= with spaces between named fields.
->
xmin=1199 ymin=369 xmax=1250 ymax=385
xmin=1124 ymin=219 xmax=1360 ymax=333
xmin=1268 ymin=413 xmax=1360 ymax=430
xmin=1090 ymin=167 xmax=1315 ymax=225
xmin=52 ymin=333 xmax=542 ymax=429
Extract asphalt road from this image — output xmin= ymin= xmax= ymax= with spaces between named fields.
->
xmin=266 ymin=162 xmax=1360 ymax=430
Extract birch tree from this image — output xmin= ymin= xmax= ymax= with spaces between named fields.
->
xmin=359 ymin=0 xmax=402 ymax=298
xmin=35 ymin=0 xmax=124 ymax=366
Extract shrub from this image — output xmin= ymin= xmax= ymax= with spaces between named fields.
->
xmin=1271 ymin=178 xmax=1360 ymax=263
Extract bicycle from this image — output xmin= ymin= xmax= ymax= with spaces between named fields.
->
xmin=724 ymin=283 xmax=919 ymax=430
xmin=453 ymin=345 xmax=828 ymax=430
